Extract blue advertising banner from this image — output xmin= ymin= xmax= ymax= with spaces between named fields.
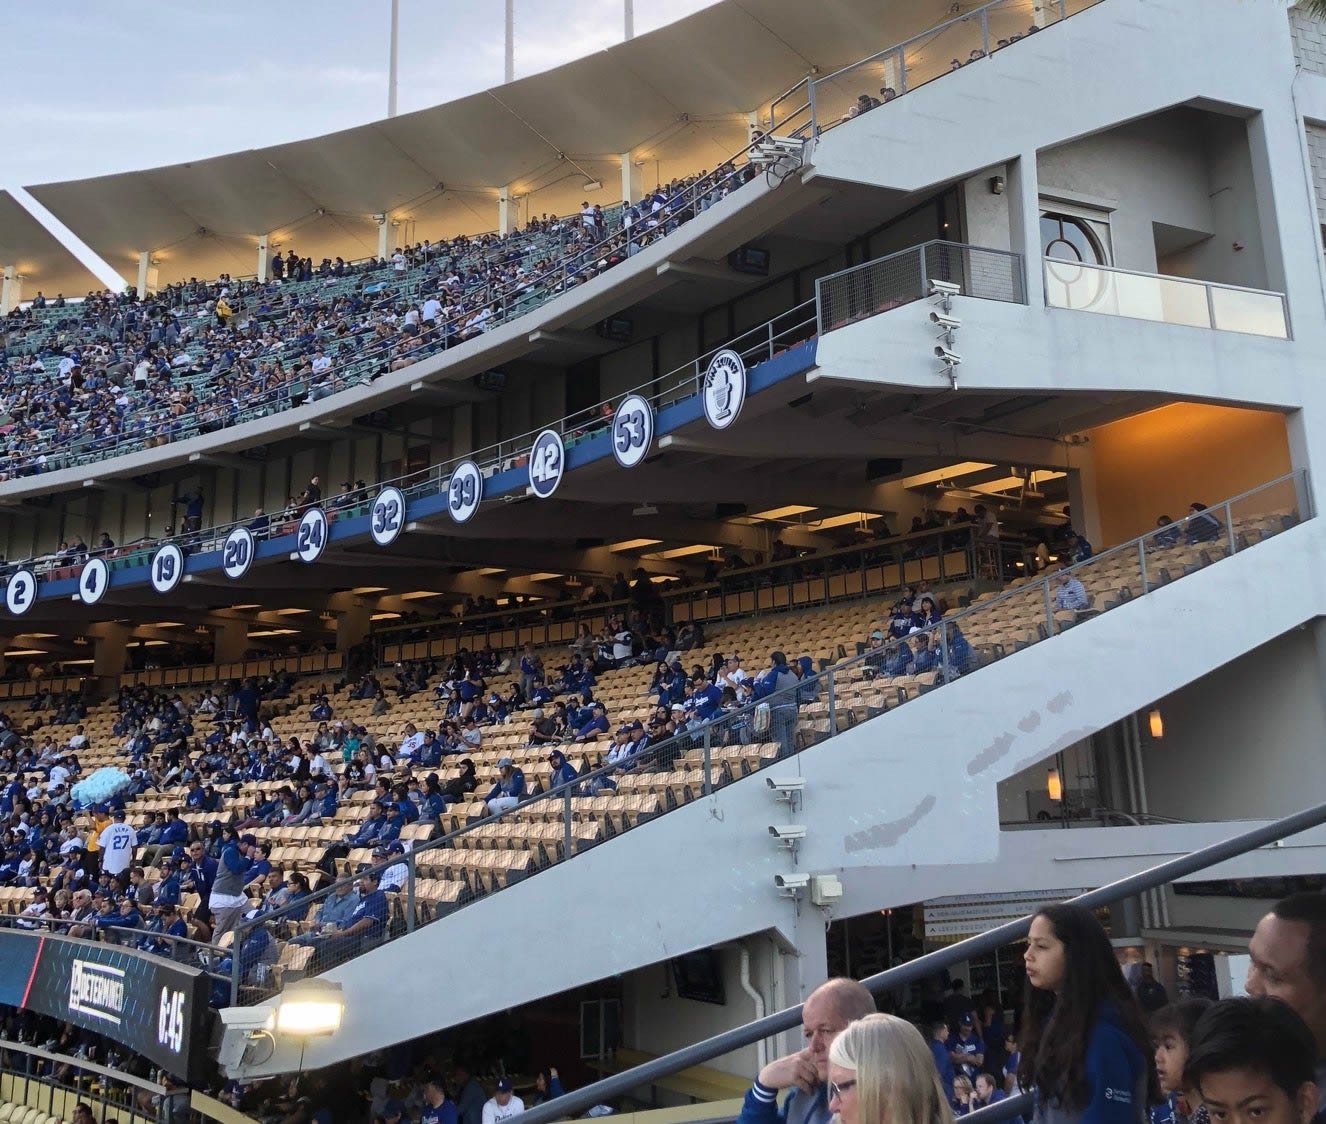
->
xmin=0 ymin=930 xmax=211 ymax=1082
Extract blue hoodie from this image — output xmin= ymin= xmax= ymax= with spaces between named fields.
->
xmin=1033 ymin=1003 xmax=1147 ymax=1124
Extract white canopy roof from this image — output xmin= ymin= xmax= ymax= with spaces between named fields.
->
xmin=15 ymin=0 xmax=954 ymax=287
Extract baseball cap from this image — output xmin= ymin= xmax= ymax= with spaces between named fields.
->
xmin=495 ymin=1080 xmax=513 ymax=1093
xmin=496 ymin=756 xmax=513 ymax=768
xmin=387 ymin=842 xmax=404 ymax=854
xmin=112 ymin=809 xmax=126 ymax=820
xmin=372 ymin=845 xmax=390 ymax=857
xmin=870 ymin=630 xmax=884 ymax=641
xmin=630 ymin=720 xmax=644 ymax=731
xmin=240 ymin=833 xmax=257 ymax=847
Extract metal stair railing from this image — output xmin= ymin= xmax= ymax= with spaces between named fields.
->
xmin=517 ymin=798 xmax=1326 ymax=1124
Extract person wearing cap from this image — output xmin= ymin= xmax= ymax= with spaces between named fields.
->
xmin=375 ymin=842 xmax=409 ymax=892
xmin=209 ymin=832 xmax=259 ymax=942
xmin=154 ymin=856 xmax=183 ymax=908
xmin=716 ymin=654 xmax=749 ymax=691
xmin=98 ymin=808 xmax=137 ymax=878
xmin=314 ymin=867 xmax=388 ymax=967
xmin=949 ymin=1012 xmax=986 ymax=1081
xmin=383 ymin=1100 xmax=407 ymax=1124
xmin=573 ymin=702 xmax=610 ymax=743
xmin=485 ymin=758 xmax=525 ymax=815
xmin=291 ymin=875 xmax=362 ymax=945
xmin=16 ymin=887 xmax=50 ymax=929
xmin=481 ymin=1078 xmax=525 ymax=1124
xmin=547 ymin=749 xmax=578 ymax=791
xmin=51 ymin=847 xmax=88 ymax=893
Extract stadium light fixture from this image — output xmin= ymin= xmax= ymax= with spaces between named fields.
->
xmin=273 ymin=978 xmax=344 ymax=1038
xmin=1148 ymin=708 xmax=1165 ymax=739
xmin=1046 ymin=767 xmax=1063 ymax=802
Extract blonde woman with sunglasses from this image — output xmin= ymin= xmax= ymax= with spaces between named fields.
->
xmin=828 ymin=1014 xmax=954 ymax=1124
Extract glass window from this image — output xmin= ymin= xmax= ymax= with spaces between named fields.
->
xmin=1041 ymin=212 xmax=1108 ymax=264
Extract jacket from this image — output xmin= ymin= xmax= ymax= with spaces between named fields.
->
xmin=736 ymin=1081 xmax=831 ymax=1124
xmin=1034 ymin=1004 xmax=1147 ymax=1124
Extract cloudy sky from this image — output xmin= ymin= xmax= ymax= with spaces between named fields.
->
xmin=2 ymin=0 xmax=719 ymax=186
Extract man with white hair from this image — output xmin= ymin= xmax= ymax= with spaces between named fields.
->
xmin=737 ymin=977 xmax=877 ymax=1124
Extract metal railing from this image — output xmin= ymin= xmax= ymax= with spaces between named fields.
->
xmin=520 ymin=798 xmax=1326 ymax=1124
xmin=223 ymin=469 xmax=1308 ymax=1003
xmin=7 ymin=297 xmax=820 ymax=586
xmin=374 ymin=521 xmax=1009 ymax=657
xmin=816 ymin=240 xmax=1026 ymax=335
xmin=806 ymin=0 xmax=1105 ymax=135
xmin=0 ymin=912 xmax=232 ymax=987
xmin=1042 ymin=258 xmax=1291 ymax=339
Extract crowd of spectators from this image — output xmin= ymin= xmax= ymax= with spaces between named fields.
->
xmin=0 ymin=163 xmax=760 ymax=482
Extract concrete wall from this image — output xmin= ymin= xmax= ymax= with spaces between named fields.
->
xmin=1291 ymin=5 xmax=1326 ymax=76
xmin=1142 ymin=626 xmax=1326 ymax=822
xmin=1086 ymin=404 xmax=1292 ymax=546
xmin=622 ymin=937 xmax=786 ymax=1081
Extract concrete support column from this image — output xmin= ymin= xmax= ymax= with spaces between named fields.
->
xmin=92 ymin=623 xmax=132 ymax=679
xmin=377 ymin=217 xmax=390 ymax=259
xmin=336 ymin=602 xmax=373 ymax=651
xmin=257 ymin=235 xmax=270 ymax=283
xmin=1032 ymin=1 xmax=1051 ymax=28
xmin=498 ymin=188 xmax=514 ymax=236
xmin=0 ymin=266 xmax=19 ymax=315
xmin=880 ymin=52 xmax=902 ymax=96
xmin=136 ymin=252 xmax=152 ymax=299
xmin=619 ymin=156 xmax=642 ymax=207
xmin=213 ymin=620 xmax=249 ymax=664
xmin=1006 ymin=152 xmax=1044 ymax=308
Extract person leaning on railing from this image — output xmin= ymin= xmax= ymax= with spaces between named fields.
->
xmin=737 ymin=978 xmax=878 ymax=1124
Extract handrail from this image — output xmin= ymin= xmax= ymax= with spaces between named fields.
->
xmin=11 ymin=238 xmax=1018 ymax=591
xmin=0 ymin=912 xmax=232 ymax=983
xmin=0 ymin=1036 xmax=168 ymax=1097
xmin=1042 ymin=256 xmax=1290 ymax=298
xmin=224 ymin=469 xmax=1307 ymax=1000
xmin=519 ymin=798 xmax=1326 ymax=1124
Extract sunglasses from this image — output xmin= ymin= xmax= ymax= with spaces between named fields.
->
xmin=828 ymin=1080 xmax=857 ymax=1101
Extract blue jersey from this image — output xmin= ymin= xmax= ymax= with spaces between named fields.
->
xmin=421 ymin=1101 xmax=458 ymax=1124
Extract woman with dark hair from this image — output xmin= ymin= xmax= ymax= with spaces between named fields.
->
xmin=1019 ymin=903 xmax=1157 ymax=1124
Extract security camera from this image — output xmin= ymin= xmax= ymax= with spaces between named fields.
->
xmin=768 ymin=824 xmax=807 ymax=843
xmin=934 ymin=346 xmax=963 ymax=365
xmin=765 ymin=777 xmax=806 ymax=794
xmin=218 ymin=1005 xmax=275 ymax=1032
xmin=929 ymin=279 xmax=961 ymax=297
xmin=372 ymin=213 xmax=387 ymax=224
xmin=929 ymin=311 xmax=962 ymax=330
xmin=775 ymin=872 xmax=810 ymax=892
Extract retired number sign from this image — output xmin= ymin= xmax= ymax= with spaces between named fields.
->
xmin=79 ymin=558 xmax=109 ymax=605
xmin=370 ymin=487 xmax=406 ymax=547
xmin=296 ymin=507 xmax=328 ymax=563
xmin=612 ymin=394 xmax=654 ymax=469
xmin=150 ymin=544 xmax=184 ymax=595
xmin=528 ymin=430 xmax=565 ymax=499
xmin=447 ymin=461 xmax=483 ymax=524
xmin=5 ymin=569 xmax=36 ymax=616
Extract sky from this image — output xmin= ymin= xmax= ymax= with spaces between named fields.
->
xmin=1 ymin=0 xmax=721 ymax=187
